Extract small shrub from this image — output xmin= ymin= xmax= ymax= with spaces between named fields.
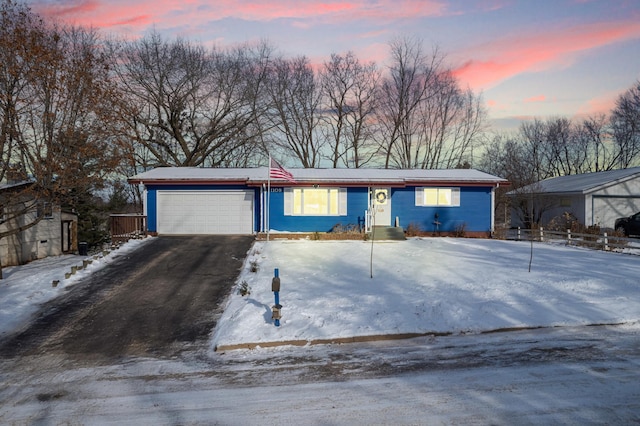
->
xmin=583 ymin=224 xmax=601 ymax=242
xmin=405 ymin=222 xmax=423 ymax=237
xmin=330 ymin=223 xmax=361 ymax=234
xmin=546 ymin=212 xmax=580 ymax=232
xmin=453 ymin=222 xmax=467 ymax=238
xmin=249 ymin=260 xmax=259 ymax=273
xmin=609 ymin=229 xmax=629 ymax=250
xmin=493 ymin=225 xmax=508 ymax=240
xmin=238 ymin=280 xmax=251 ymax=296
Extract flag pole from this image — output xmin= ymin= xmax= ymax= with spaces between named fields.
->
xmin=267 ymin=155 xmax=271 ymax=242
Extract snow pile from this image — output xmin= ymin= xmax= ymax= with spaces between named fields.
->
xmin=212 ymin=238 xmax=640 ymax=348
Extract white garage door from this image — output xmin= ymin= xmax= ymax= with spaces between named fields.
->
xmin=157 ymin=190 xmax=254 ymax=235
xmin=593 ymin=196 xmax=640 ymax=229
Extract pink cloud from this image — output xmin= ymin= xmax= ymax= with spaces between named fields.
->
xmin=524 ymin=95 xmax=546 ymax=103
xmin=230 ymin=1 xmax=356 ymax=20
xmin=453 ymin=19 xmax=640 ymax=91
xmin=224 ymin=0 xmax=448 ymax=21
xmin=32 ymin=0 xmax=448 ymax=32
xmin=32 ymin=1 xmax=157 ymax=30
xmin=35 ymin=0 xmax=101 ymax=17
xmin=575 ymin=90 xmax=619 ymax=117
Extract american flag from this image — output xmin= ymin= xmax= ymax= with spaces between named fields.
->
xmin=269 ymin=158 xmax=296 ymax=182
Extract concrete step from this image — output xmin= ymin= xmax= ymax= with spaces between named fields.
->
xmin=368 ymin=226 xmax=406 ymax=241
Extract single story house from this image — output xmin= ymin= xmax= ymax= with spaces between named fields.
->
xmin=508 ymin=167 xmax=640 ymax=229
xmin=1 ymin=181 xmax=78 ymax=267
xmin=129 ymin=167 xmax=508 ymax=237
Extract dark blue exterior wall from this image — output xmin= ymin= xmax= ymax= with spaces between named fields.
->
xmin=145 ymin=184 xmax=260 ymax=233
xmin=268 ymin=186 xmax=369 ymax=232
xmin=391 ymin=186 xmax=492 ymax=233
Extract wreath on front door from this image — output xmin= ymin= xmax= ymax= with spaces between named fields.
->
xmin=375 ymin=190 xmax=387 ymax=204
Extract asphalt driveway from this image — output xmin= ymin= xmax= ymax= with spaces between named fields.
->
xmin=0 ymin=236 xmax=255 ymax=361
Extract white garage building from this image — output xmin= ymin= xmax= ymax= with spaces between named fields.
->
xmin=509 ymin=167 xmax=640 ymax=229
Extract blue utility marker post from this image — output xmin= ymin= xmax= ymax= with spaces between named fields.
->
xmin=271 ymin=268 xmax=282 ymax=327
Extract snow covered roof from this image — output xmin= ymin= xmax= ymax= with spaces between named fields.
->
xmin=514 ymin=167 xmax=640 ymax=195
xmin=0 ymin=180 xmax=34 ymax=191
xmin=129 ymin=167 xmax=509 ymax=186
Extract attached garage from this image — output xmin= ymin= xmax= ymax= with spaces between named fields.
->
xmin=157 ymin=190 xmax=254 ymax=235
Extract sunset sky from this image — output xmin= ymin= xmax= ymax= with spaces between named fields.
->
xmin=28 ymin=0 xmax=640 ymax=131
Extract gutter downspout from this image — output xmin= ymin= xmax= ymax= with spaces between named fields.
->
xmin=491 ymin=183 xmax=498 ymax=235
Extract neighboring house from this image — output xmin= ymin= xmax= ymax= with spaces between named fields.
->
xmin=0 ymin=181 xmax=78 ymax=267
xmin=128 ymin=167 xmax=508 ymax=237
xmin=508 ymin=167 xmax=640 ymax=230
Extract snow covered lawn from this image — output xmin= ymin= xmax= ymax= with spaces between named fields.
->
xmin=212 ymin=237 xmax=640 ymax=350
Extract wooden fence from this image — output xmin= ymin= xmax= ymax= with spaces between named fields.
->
xmin=110 ymin=214 xmax=147 ymax=244
xmin=507 ymin=227 xmax=638 ymax=252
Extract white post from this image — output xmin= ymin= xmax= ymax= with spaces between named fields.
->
xmin=567 ymin=229 xmax=571 ymax=244
xmin=539 ymin=227 xmax=544 ymax=242
xmin=267 ymin=155 xmax=271 ymax=242
xmin=517 ymin=227 xmax=521 ymax=241
xmin=260 ymin=183 xmax=265 ymax=233
xmin=603 ymin=232 xmax=609 ymax=251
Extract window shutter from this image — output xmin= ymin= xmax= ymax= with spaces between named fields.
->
xmin=339 ymin=188 xmax=347 ymax=215
xmin=415 ymin=187 xmax=424 ymax=206
xmin=284 ymin=188 xmax=293 ymax=215
xmin=451 ymin=188 xmax=461 ymax=206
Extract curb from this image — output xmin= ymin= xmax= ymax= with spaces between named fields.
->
xmin=215 ymin=331 xmax=453 ymax=352
xmin=214 ymin=322 xmax=632 ymax=352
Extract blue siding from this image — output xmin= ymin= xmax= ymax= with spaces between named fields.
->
xmin=145 ymin=183 xmax=493 ymax=234
xmin=147 ymin=189 xmax=158 ymax=231
xmin=268 ymin=187 xmax=369 ymax=232
xmin=392 ymin=186 xmax=492 ymax=233
xmin=146 ymin=184 xmax=260 ymax=233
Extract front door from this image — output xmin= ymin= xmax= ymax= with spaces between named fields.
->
xmin=61 ymin=221 xmax=72 ymax=253
xmin=371 ymin=188 xmax=391 ymax=226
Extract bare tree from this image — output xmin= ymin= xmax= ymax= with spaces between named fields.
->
xmin=376 ymin=37 xmax=443 ymax=168
xmin=265 ymin=55 xmax=324 ymax=167
xmin=518 ymin=119 xmax=551 ymax=181
xmin=542 ymin=117 xmax=594 ymax=176
xmin=579 ymin=114 xmax=615 ymax=172
xmin=320 ymin=51 xmax=380 ymax=168
xmin=479 ymin=134 xmax=554 ymax=229
xmin=1 ymin=1 xmax=119 ymax=276
xmin=376 ymin=37 xmax=487 ymax=169
xmin=113 ymin=32 xmax=268 ymax=168
xmin=610 ymin=80 xmax=640 ymax=168
xmin=414 ymin=71 xmax=487 ymax=169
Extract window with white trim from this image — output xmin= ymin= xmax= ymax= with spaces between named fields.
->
xmin=284 ymin=187 xmax=347 ymax=216
xmin=415 ymin=187 xmax=460 ymax=207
